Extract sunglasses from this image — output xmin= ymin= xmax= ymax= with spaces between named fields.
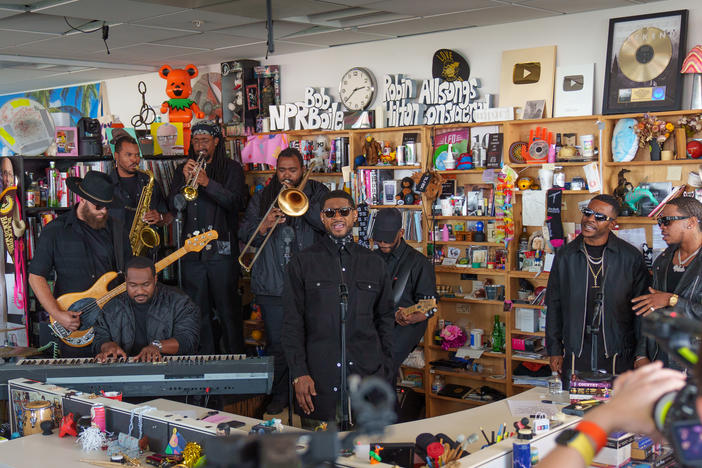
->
xmin=322 ymin=207 xmax=353 ymax=218
xmin=91 ymin=203 xmax=107 ymax=211
xmin=656 ymin=216 xmax=690 ymax=227
xmin=580 ymin=207 xmax=614 ymax=222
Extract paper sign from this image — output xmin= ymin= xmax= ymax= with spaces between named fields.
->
xmin=522 ymin=190 xmax=547 ymax=226
xmin=583 ymin=162 xmax=601 ymax=193
xmin=666 ymin=166 xmax=682 ymax=181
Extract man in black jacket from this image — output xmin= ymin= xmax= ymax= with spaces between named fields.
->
xmin=371 ymin=208 xmax=436 ymax=378
xmin=168 ymin=121 xmax=246 ymax=354
xmin=239 ymin=147 xmax=328 ymax=415
xmin=93 ymin=256 xmax=199 ymax=362
xmin=282 ymin=190 xmax=395 ymax=428
xmin=108 ymin=133 xmax=171 ymax=258
xmin=546 ymin=195 xmax=650 ymax=388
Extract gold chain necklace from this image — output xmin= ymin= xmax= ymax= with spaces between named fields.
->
xmin=585 ymin=245 xmax=604 ymax=288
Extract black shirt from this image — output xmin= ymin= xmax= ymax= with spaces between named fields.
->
xmin=168 ymin=155 xmax=246 ymax=260
xmin=29 ymin=206 xmax=122 ymax=297
xmin=377 ymin=239 xmax=436 ymax=309
xmin=582 ymin=243 xmax=606 ymax=361
xmin=665 ymin=255 xmax=685 ymax=293
xmin=282 ymin=235 xmax=395 ymax=420
xmin=131 ymin=300 xmax=150 ymax=355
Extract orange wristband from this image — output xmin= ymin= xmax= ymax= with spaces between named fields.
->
xmin=576 ymin=421 xmax=607 ymax=451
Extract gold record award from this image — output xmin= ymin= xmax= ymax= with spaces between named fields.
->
xmin=618 ymin=26 xmax=672 ymax=83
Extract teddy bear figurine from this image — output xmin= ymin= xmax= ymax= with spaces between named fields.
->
xmin=396 ymin=177 xmax=419 ymax=205
xmin=159 ymin=64 xmax=205 ymax=151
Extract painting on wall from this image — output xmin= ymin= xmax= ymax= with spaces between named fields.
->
xmin=0 ymin=83 xmax=101 ymax=156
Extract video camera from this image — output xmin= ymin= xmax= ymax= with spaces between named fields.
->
xmin=204 ymin=375 xmax=396 ymax=468
xmin=643 ymin=311 xmax=702 ymax=467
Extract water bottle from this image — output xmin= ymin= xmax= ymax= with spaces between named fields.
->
xmin=548 ymin=371 xmax=562 ymax=395
xmin=512 ymin=429 xmax=533 ymax=468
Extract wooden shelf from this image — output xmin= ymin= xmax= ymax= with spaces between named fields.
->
xmin=511 ymin=114 xmax=604 ymax=125
xmin=509 ymin=303 xmax=545 ymax=309
xmin=434 ymin=265 xmax=507 ymax=275
xmin=433 ymin=216 xmax=499 ymax=221
xmin=605 ymin=159 xmax=701 ymax=166
xmin=437 ymin=169 xmax=487 ymax=175
xmin=370 ymin=204 xmax=422 ymax=209
xmin=512 ymin=355 xmax=549 ymax=365
xmin=515 ymin=190 xmax=590 ymax=195
xmin=429 ymin=394 xmax=489 ymax=406
xmin=25 ymin=206 xmax=71 ymax=214
xmin=509 ymin=161 xmax=594 ymax=168
xmin=509 ymin=270 xmax=549 ymax=279
xmin=356 ymin=165 xmax=421 ymax=170
xmin=431 ymin=368 xmax=506 ymax=384
xmin=427 ymin=344 xmax=505 ymax=358
xmin=600 ymin=109 xmax=702 ymax=120
xmin=512 ymin=330 xmax=546 ymax=337
xmin=616 ymin=216 xmax=657 ymax=224
xmin=243 ymin=319 xmax=264 ymax=326
xmin=439 ymin=297 xmax=504 ymax=306
xmin=399 ymin=385 xmax=425 ymax=394
xmin=432 ymin=241 xmax=503 ymax=247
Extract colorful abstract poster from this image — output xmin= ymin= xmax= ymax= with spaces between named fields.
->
xmin=0 ymin=82 xmax=101 ymax=156
xmin=241 ymin=133 xmax=289 ymax=166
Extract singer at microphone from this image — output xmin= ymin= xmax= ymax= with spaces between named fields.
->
xmin=238 ymin=147 xmax=329 ymax=416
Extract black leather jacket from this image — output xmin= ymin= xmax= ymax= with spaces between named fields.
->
xmin=546 ymin=233 xmax=650 ymax=360
xmin=238 ymin=179 xmax=328 ymax=297
xmin=92 ymin=284 xmax=200 ymax=355
xmin=646 ymin=245 xmax=702 ymax=364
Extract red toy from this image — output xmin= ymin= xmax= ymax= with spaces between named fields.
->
xmin=158 ymin=64 xmax=205 ymax=151
xmin=59 ymin=412 xmax=77 ymax=437
xmin=687 ymin=140 xmax=702 ymax=159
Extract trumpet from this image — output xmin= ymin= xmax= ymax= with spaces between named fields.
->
xmin=238 ymin=163 xmax=318 ymax=272
xmin=182 ymin=149 xmax=207 ymax=202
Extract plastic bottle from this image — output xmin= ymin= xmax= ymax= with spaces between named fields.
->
xmin=548 ymin=371 xmax=562 ymax=395
xmin=444 ymin=144 xmax=456 ymax=170
xmin=431 ymin=374 xmax=445 ymax=393
xmin=512 ymin=429 xmax=533 ymax=468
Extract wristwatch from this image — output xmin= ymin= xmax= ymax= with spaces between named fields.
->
xmin=151 ymin=340 xmax=163 ymax=351
xmin=555 ymin=428 xmax=580 ymax=446
xmin=669 ymin=294 xmax=679 ymax=307
xmin=555 ymin=428 xmax=596 ymax=465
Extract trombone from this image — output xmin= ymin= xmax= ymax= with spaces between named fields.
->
xmin=238 ymin=164 xmax=318 ymax=272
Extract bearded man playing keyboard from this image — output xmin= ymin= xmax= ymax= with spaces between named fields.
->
xmin=93 ymin=256 xmax=200 ymax=362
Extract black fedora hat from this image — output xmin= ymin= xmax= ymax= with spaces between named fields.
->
xmin=66 ymin=170 xmax=114 ymax=206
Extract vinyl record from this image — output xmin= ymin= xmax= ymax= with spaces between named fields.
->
xmin=528 ymin=140 xmax=549 ymax=161
xmin=432 ymin=49 xmax=470 ymax=82
xmin=618 ymin=26 xmax=672 ymax=83
xmin=509 ymin=141 xmax=528 ymax=163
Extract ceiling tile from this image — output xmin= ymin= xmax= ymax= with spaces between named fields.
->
xmin=103 ymin=23 xmax=195 ymax=42
xmin=133 ymin=8 xmax=256 ymax=32
xmin=288 ymin=28 xmax=392 ymax=46
xmin=363 ymin=0 xmax=496 ymax=16
xmin=516 ymin=0 xmax=634 ymax=13
xmin=0 ymin=11 xmax=22 ymax=20
xmin=33 ymin=0 xmax=184 ymax=23
xmin=202 ymin=0 xmax=344 ymax=20
xmin=85 ymin=43 xmax=192 ymax=62
xmin=152 ymin=32 xmax=261 ymax=50
xmin=0 ymin=29 xmax=58 ymax=48
xmin=0 ymin=12 xmax=94 ymax=35
xmin=214 ymin=20 xmax=334 ymax=40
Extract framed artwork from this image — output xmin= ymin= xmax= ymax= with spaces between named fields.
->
xmin=554 ymin=63 xmax=595 ymax=117
xmin=602 ymin=10 xmax=688 ymax=115
xmin=246 ymin=84 xmax=259 ymax=111
xmin=54 ymin=126 xmax=77 ymax=156
xmin=499 ymin=46 xmax=557 ymax=118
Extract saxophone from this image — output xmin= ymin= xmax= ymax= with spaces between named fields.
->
xmin=129 ymin=169 xmax=161 ymax=256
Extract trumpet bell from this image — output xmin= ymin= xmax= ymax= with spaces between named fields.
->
xmin=278 ymin=188 xmax=308 ymax=216
xmin=183 ymin=186 xmax=198 ymax=201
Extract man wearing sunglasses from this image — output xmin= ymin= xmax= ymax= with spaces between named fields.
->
xmin=239 ymin=147 xmax=328 ymax=415
xmin=282 ymin=190 xmax=395 ymax=428
xmin=28 ymin=171 xmax=125 ymax=357
xmin=546 ymin=194 xmax=649 ymax=388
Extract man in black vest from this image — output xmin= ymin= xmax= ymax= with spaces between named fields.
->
xmin=372 ymin=208 xmax=436 ymax=377
xmin=28 ymin=171 xmax=125 ymax=356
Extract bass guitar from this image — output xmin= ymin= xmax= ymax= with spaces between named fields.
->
xmin=400 ymin=297 xmax=438 ymax=318
xmin=49 ymin=230 xmax=218 ymax=347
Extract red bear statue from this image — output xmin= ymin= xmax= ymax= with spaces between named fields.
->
xmin=159 ymin=64 xmax=205 ymax=151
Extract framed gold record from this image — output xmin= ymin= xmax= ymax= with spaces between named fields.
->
xmin=602 ymin=10 xmax=687 ymax=115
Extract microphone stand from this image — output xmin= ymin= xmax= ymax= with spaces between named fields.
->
xmin=281 ymin=226 xmax=294 ymax=428
xmin=579 ymin=293 xmax=612 ymax=382
xmin=338 ymin=279 xmax=350 ymax=431
xmin=173 ymin=193 xmax=186 ymax=290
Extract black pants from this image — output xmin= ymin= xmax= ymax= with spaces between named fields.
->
xmin=182 ymin=257 xmax=243 ymax=354
xmin=391 ymin=321 xmax=427 ymax=379
xmin=257 ymin=295 xmax=289 ymax=405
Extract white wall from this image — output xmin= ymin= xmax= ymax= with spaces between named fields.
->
xmin=105 ymin=0 xmax=701 ymax=126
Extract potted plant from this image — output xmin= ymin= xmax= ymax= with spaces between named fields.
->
xmin=634 ymin=113 xmax=674 ymax=161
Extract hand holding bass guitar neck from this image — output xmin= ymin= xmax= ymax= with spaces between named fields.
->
xmin=49 ymin=230 xmax=218 ymax=348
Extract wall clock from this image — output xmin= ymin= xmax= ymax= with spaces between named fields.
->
xmin=339 ymin=67 xmax=376 ymax=111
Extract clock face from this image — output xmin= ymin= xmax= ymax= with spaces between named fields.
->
xmin=339 ymin=67 xmax=376 ymax=111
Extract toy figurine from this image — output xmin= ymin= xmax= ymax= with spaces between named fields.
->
xmin=396 ymin=177 xmax=419 ymax=205
xmin=411 ymin=170 xmax=443 ymax=201
xmin=369 ymin=445 xmax=384 ymax=464
xmin=158 ymin=64 xmax=205 ymax=151
xmin=613 ymin=169 xmax=634 ymax=211
xmin=363 ymin=135 xmax=382 ymax=165
xmin=624 ymin=186 xmax=658 ymax=215
xmin=165 ymin=428 xmax=187 ymax=455
xmin=59 ymin=413 xmax=77 ymax=438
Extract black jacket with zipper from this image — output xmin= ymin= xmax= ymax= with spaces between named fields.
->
xmin=545 ymin=232 xmax=650 ymax=361
xmin=645 ymin=244 xmax=702 ymax=365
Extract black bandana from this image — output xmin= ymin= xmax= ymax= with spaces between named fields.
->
xmin=191 ymin=120 xmax=222 ymax=138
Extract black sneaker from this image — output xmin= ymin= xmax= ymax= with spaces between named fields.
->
xmin=265 ymin=399 xmax=287 ymax=415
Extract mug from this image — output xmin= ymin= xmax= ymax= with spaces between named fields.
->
xmin=22 ymin=401 xmax=53 ymax=436
xmin=580 ymin=134 xmax=595 ymax=157
xmin=661 ymin=150 xmax=674 ymax=161
xmin=470 ymin=329 xmax=484 ymax=349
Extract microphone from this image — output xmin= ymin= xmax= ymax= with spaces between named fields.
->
xmin=281 ymin=225 xmax=294 ymax=244
xmin=173 ymin=193 xmax=186 ymax=212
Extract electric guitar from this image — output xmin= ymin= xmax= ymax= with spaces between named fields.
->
xmin=49 ymin=230 xmax=218 ymax=347
xmin=400 ymin=297 xmax=438 ymax=318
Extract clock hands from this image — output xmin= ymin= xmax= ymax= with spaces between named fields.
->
xmin=345 ymin=86 xmax=366 ymax=100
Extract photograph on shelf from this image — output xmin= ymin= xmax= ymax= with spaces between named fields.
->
xmin=54 ymin=127 xmax=77 ymax=156
xmin=602 ymin=9 xmax=688 ymax=114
